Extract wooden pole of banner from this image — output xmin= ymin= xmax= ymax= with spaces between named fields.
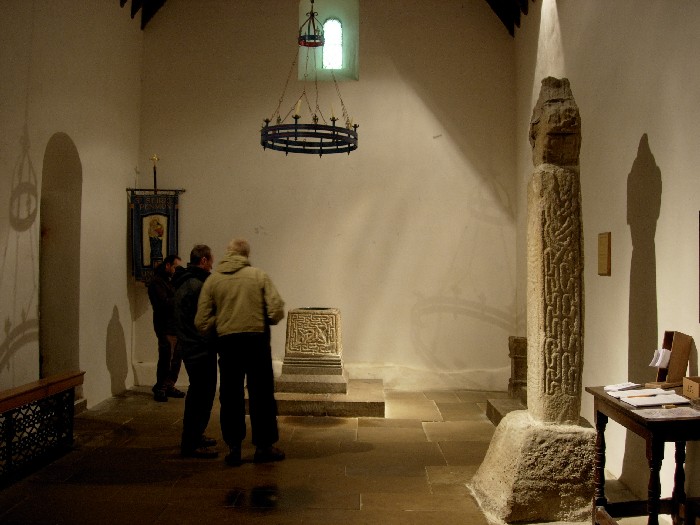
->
xmin=150 ymin=154 xmax=159 ymax=193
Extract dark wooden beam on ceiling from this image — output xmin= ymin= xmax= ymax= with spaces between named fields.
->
xmin=485 ymin=0 xmax=533 ymax=37
xmin=121 ymin=0 xmax=530 ymax=36
xmin=120 ymin=0 xmax=166 ymax=30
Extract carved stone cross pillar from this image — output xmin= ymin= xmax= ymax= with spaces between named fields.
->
xmin=526 ymin=76 xmax=585 ymax=425
xmin=468 ymin=78 xmax=594 ymax=523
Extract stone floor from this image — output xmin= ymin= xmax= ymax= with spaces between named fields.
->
xmin=0 ymin=387 xmax=654 ymax=524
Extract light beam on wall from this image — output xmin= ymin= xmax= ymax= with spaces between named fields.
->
xmin=533 ymin=0 xmax=566 ymax=107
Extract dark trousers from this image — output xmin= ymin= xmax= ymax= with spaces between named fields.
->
xmin=181 ymin=351 xmax=218 ymax=451
xmin=217 ymin=332 xmax=279 ymax=448
xmin=153 ymin=333 xmax=182 ymax=392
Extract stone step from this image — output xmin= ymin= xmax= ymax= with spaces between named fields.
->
xmin=486 ymin=397 xmax=526 ymax=426
xmin=276 ymin=373 xmax=348 ymax=394
xmin=281 ymin=364 xmax=344 ymax=376
xmin=272 ymin=378 xmax=385 ymax=417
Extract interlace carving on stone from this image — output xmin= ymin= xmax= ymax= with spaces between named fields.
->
xmin=288 ymin=312 xmax=339 ymax=355
xmin=542 ymin=172 xmax=582 ymax=397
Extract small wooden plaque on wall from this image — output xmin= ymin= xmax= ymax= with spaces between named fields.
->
xmin=598 ymin=232 xmax=611 ymax=276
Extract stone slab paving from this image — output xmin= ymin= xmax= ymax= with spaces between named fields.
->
xmin=0 ymin=386 xmax=645 ymax=524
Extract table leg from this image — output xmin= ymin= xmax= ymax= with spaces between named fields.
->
xmin=647 ymin=437 xmax=665 ymax=525
xmin=673 ymin=441 xmax=686 ymax=525
xmin=594 ymin=410 xmax=608 ymax=509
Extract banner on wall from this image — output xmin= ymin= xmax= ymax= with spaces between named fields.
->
xmin=127 ymin=189 xmax=184 ymax=282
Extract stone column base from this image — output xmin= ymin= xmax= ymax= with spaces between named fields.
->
xmin=468 ymin=410 xmax=595 ymax=524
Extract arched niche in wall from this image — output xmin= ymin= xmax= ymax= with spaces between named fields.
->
xmin=39 ymin=132 xmax=82 ymax=378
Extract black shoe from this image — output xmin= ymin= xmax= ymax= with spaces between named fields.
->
xmin=166 ymin=387 xmax=186 ymax=398
xmin=153 ymin=391 xmax=168 ymax=402
xmin=199 ymin=435 xmax=217 ymax=448
xmin=181 ymin=446 xmax=218 ymax=459
xmin=225 ymin=447 xmax=242 ymax=467
xmin=254 ymin=446 xmax=285 ymax=463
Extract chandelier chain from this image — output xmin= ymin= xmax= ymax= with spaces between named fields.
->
xmin=331 ymin=70 xmax=349 ymax=124
xmin=312 ymin=49 xmax=328 ymax=124
xmin=270 ymin=47 xmax=300 ymax=122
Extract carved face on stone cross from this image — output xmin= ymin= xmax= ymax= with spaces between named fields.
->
xmin=529 ymin=77 xmax=581 ymax=167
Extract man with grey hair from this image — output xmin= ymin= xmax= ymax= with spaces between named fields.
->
xmin=195 ymin=238 xmax=285 ymax=466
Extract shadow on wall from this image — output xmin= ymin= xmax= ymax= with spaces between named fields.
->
xmin=0 ymin=124 xmax=40 ymax=373
xmin=410 ymin=293 xmax=513 ymax=370
xmin=626 ymin=134 xmax=662 ymax=384
xmin=106 ymin=305 xmax=128 ymax=395
xmin=620 ymin=133 xmax=662 ymax=496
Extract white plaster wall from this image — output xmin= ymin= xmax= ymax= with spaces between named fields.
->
xmin=515 ymin=0 xmax=700 ymax=503
xmin=0 ymin=1 xmax=45 ymax=390
xmin=0 ymin=0 xmax=142 ymax=405
xmin=133 ymin=0 xmax=518 ymax=391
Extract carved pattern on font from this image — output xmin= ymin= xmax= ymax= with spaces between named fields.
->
xmin=287 ymin=312 xmax=339 ymax=355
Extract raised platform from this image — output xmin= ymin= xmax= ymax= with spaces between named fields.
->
xmin=485 ymin=397 xmax=526 ymax=425
xmin=273 ymin=378 xmax=385 ymax=417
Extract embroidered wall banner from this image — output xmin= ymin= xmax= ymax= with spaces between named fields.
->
xmin=127 ymin=189 xmax=183 ymax=281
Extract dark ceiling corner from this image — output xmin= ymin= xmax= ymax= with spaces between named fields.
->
xmin=120 ymin=0 xmax=167 ymax=30
xmin=485 ymin=0 xmax=533 ymax=37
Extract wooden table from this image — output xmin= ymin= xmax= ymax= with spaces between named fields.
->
xmin=586 ymin=386 xmax=700 ymax=525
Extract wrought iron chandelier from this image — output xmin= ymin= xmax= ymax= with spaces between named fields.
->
xmin=260 ymin=0 xmax=358 ymax=156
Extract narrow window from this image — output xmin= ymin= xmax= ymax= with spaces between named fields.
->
xmin=322 ymin=18 xmax=343 ymax=69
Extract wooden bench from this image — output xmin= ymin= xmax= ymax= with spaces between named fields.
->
xmin=0 ymin=370 xmax=85 ymax=483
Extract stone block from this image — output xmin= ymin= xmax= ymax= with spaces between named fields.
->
xmin=275 ymin=372 xmax=349 ymax=394
xmin=508 ymin=336 xmax=527 ymax=404
xmin=278 ymin=307 xmax=348 ymax=394
xmin=274 ymin=379 xmax=385 ymax=417
xmin=468 ymin=410 xmax=595 ymax=523
xmin=485 ymin=397 xmax=526 ymax=426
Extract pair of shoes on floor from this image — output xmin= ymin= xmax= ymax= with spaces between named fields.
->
xmin=153 ymin=390 xmax=168 ymax=402
xmin=199 ymin=435 xmax=217 ymax=448
xmin=225 ymin=446 xmax=242 ymax=467
xmin=166 ymin=387 xmax=186 ymax=398
xmin=181 ymin=446 xmax=218 ymax=459
xmin=254 ymin=446 xmax=285 ymax=463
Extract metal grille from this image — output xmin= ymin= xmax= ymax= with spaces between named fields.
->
xmin=0 ymin=389 xmax=75 ymax=481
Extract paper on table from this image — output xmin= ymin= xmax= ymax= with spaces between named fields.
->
xmin=604 ymin=382 xmax=641 ymax=392
xmin=606 ymin=388 xmax=667 ymax=399
xmin=649 ymin=348 xmax=671 ymax=368
xmin=620 ymin=393 xmax=689 ymax=407
xmin=636 ymin=407 xmax=700 ymax=419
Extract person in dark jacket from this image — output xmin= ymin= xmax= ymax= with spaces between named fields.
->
xmin=147 ymin=254 xmax=185 ymax=402
xmin=173 ymin=245 xmax=219 ymax=458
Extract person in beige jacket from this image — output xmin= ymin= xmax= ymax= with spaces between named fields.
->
xmin=195 ymin=238 xmax=285 ymax=466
